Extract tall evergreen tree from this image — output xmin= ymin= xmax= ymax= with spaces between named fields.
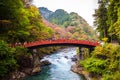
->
xmin=93 ymin=0 xmax=120 ymax=43
xmin=93 ymin=0 xmax=109 ymax=40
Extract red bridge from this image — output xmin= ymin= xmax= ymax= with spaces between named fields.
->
xmin=14 ymin=39 xmax=99 ymax=49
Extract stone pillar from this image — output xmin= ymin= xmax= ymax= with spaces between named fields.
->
xmin=79 ymin=47 xmax=84 ymax=60
xmin=89 ymin=47 xmax=94 ymax=56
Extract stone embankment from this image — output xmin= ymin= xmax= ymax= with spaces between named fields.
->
xmin=71 ymin=61 xmax=90 ymax=80
xmin=8 ymin=53 xmax=41 ymax=80
xmin=71 ymin=60 xmax=101 ymax=80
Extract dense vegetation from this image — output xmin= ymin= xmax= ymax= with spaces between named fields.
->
xmin=0 ymin=41 xmax=29 ymax=77
xmin=81 ymin=43 xmax=120 ymax=80
xmin=93 ymin=0 xmax=120 ymax=43
xmin=40 ymin=7 xmax=98 ymax=40
xmin=0 ymin=0 xmax=53 ymax=43
xmin=0 ymin=0 xmax=53 ymax=78
xmin=0 ymin=41 xmax=18 ymax=77
xmin=80 ymin=0 xmax=120 ymax=79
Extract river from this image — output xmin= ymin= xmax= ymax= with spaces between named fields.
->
xmin=23 ymin=47 xmax=85 ymax=80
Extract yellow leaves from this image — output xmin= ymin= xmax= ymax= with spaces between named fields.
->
xmin=95 ymin=46 xmax=103 ymax=52
xmin=108 ymin=7 xmax=120 ymax=40
xmin=102 ymin=37 xmax=108 ymax=42
xmin=92 ymin=43 xmax=120 ymax=60
xmin=114 ymin=21 xmax=120 ymax=38
xmin=92 ymin=46 xmax=104 ymax=57
xmin=27 ymin=6 xmax=40 ymax=18
xmin=18 ymin=30 xmax=30 ymax=36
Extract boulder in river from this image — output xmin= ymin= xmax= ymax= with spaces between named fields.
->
xmin=40 ymin=60 xmax=51 ymax=66
xmin=71 ymin=55 xmax=78 ymax=61
xmin=64 ymin=56 xmax=68 ymax=59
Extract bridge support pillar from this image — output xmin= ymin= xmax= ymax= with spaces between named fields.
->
xmin=89 ymin=47 xmax=95 ymax=56
xmin=79 ymin=47 xmax=84 ymax=60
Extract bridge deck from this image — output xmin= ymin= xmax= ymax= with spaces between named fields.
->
xmin=12 ymin=39 xmax=99 ymax=49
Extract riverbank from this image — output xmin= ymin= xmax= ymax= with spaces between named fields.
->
xmin=2 ymin=54 xmax=41 ymax=80
xmin=71 ymin=61 xmax=90 ymax=80
xmin=71 ymin=60 xmax=102 ymax=80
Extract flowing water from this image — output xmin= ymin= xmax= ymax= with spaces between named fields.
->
xmin=23 ymin=47 xmax=85 ymax=80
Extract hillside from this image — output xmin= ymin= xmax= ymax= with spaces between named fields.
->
xmin=39 ymin=7 xmax=98 ymax=40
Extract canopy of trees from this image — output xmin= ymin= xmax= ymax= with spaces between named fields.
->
xmin=0 ymin=0 xmax=53 ymax=43
xmin=93 ymin=0 xmax=120 ymax=43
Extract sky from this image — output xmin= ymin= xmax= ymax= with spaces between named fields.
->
xmin=32 ymin=0 xmax=98 ymax=27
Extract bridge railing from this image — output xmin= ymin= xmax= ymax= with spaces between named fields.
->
xmin=10 ymin=39 xmax=99 ymax=48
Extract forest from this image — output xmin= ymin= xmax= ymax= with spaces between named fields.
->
xmin=0 ymin=0 xmax=120 ymax=80
xmin=80 ymin=0 xmax=120 ymax=80
xmin=40 ymin=7 xmax=98 ymax=40
xmin=93 ymin=0 xmax=120 ymax=43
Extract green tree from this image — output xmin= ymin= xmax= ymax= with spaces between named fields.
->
xmin=0 ymin=0 xmax=30 ymax=43
xmin=93 ymin=0 xmax=109 ymax=40
xmin=0 ymin=41 xmax=18 ymax=77
xmin=108 ymin=0 xmax=120 ymax=42
xmin=94 ymin=0 xmax=120 ymax=43
xmin=0 ymin=0 xmax=53 ymax=43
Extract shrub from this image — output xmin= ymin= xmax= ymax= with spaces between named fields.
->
xmin=80 ymin=58 xmax=107 ymax=75
xmin=80 ymin=43 xmax=120 ymax=79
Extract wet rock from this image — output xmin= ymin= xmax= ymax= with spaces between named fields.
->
xmin=21 ymin=68 xmax=32 ymax=75
xmin=71 ymin=64 xmax=83 ymax=73
xmin=40 ymin=60 xmax=51 ymax=66
xmin=38 ymin=53 xmax=47 ymax=59
xmin=71 ymin=62 xmax=90 ymax=80
xmin=9 ymin=70 xmax=26 ymax=80
xmin=7 ymin=53 xmax=41 ymax=80
xmin=71 ymin=55 xmax=78 ymax=61
xmin=71 ymin=57 xmax=77 ymax=61
xmin=64 ymin=56 xmax=68 ymax=59
xmin=32 ymin=67 xmax=41 ymax=74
